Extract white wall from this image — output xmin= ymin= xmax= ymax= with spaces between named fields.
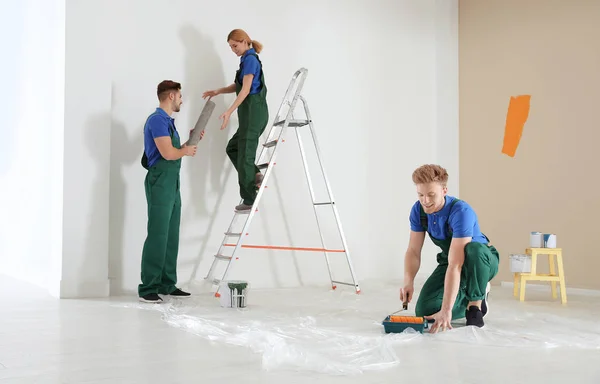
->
xmin=365 ymin=0 xmax=459 ymax=283
xmin=434 ymin=0 xmax=460 ymax=196
xmin=60 ymin=1 xmax=112 ymax=298
xmin=101 ymin=0 xmax=460 ymax=295
xmin=15 ymin=0 xmax=458 ymax=297
xmin=0 ymin=0 xmax=65 ymax=297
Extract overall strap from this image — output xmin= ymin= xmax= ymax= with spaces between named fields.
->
xmin=141 ymin=112 xmax=175 ymax=169
xmin=238 ymin=52 xmax=263 ymax=71
xmin=419 ymin=198 xmax=460 ymax=236
xmin=143 ymin=111 xmax=174 ymax=136
xmin=419 ymin=199 xmax=491 ymax=243
xmin=236 ymin=52 xmax=265 ymax=88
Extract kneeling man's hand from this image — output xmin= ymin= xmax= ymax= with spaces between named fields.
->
xmin=424 ymin=309 xmax=452 ymax=333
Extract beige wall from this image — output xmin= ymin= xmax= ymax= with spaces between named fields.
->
xmin=459 ymin=0 xmax=600 ymax=289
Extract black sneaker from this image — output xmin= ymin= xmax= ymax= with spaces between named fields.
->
xmin=168 ymin=288 xmax=191 ymax=298
xmin=139 ymin=293 xmax=163 ymax=303
xmin=465 ymin=305 xmax=485 ymax=327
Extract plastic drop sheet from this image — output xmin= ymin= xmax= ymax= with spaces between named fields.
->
xmin=114 ymin=283 xmax=600 ymax=375
xmin=116 ymin=285 xmax=421 ymax=375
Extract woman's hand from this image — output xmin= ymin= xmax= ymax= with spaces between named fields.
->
xmin=219 ymin=110 xmax=232 ymax=130
xmin=202 ymin=89 xmax=219 ymax=99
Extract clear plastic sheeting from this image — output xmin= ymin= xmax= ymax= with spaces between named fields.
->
xmin=114 ymin=281 xmax=600 ymax=375
xmin=436 ymin=311 xmax=600 ymax=349
xmin=163 ymin=313 xmax=414 ymax=375
xmin=116 ymin=284 xmax=421 ymax=375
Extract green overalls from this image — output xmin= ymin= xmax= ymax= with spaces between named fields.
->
xmin=138 ymin=121 xmax=182 ymax=297
xmin=225 ymin=53 xmax=269 ymax=206
xmin=414 ymin=199 xmax=500 ymax=320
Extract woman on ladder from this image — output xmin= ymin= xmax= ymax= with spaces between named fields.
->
xmin=203 ymin=29 xmax=269 ymax=213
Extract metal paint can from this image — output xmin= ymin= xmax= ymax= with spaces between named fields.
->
xmin=219 ymin=280 xmax=249 ymax=308
xmin=543 ymin=233 xmax=557 ymax=248
xmin=530 ymin=232 xmax=543 ymax=248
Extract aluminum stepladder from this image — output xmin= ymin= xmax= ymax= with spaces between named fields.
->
xmin=204 ymin=68 xmax=361 ymax=297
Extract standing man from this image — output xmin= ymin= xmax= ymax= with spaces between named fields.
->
xmin=399 ymin=164 xmax=500 ymax=332
xmin=139 ymin=80 xmax=200 ymax=303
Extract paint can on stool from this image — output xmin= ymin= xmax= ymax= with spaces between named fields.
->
xmin=530 ymin=232 xmax=543 ymax=248
xmin=543 ymin=234 xmax=557 ymax=248
xmin=219 ymin=280 xmax=249 ymax=308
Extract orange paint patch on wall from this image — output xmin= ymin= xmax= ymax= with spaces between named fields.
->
xmin=502 ymin=95 xmax=531 ymax=157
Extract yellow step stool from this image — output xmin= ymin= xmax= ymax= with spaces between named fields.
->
xmin=513 ymin=248 xmax=567 ymax=304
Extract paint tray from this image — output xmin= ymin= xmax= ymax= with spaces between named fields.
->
xmin=382 ymin=302 xmax=429 ymax=334
xmin=382 ymin=314 xmax=429 ymax=333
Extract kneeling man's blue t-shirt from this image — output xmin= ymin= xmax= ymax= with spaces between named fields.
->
xmin=409 ymin=196 xmax=488 ymax=244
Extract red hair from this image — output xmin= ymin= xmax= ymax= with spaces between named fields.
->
xmin=412 ymin=164 xmax=449 ymax=186
xmin=227 ymin=28 xmax=263 ymax=53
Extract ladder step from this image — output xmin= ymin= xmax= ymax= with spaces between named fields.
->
xmin=314 ymin=202 xmax=333 ymax=206
xmin=224 ymin=232 xmax=242 ymax=237
xmin=263 ymin=140 xmax=277 ymax=148
xmin=331 ymin=280 xmax=357 ymax=287
xmin=214 ymin=254 xmax=231 ymax=261
xmin=274 ymin=119 xmax=310 ymax=127
xmin=257 ymin=163 xmax=269 ymax=170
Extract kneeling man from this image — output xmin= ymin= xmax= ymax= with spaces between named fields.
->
xmin=400 ymin=164 xmax=500 ymax=332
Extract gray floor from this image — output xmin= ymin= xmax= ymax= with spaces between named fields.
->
xmin=1 ymin=274 xmax=600 ymax=383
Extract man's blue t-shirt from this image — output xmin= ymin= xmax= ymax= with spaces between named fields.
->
xmin=409 ymin=196 xmax=488 ymax=243
xmin=238 ymin=48 xmax=262 ymax=95
xmin=143 ymin=107 xmax=180 ymax=168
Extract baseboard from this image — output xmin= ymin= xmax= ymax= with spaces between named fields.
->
xmin=500 ymin=281 xmax=600 ymax=297
xmin=60 ymin=278 xmax=110 ymax=298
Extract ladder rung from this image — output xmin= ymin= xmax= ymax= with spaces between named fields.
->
xmin=212 ymin=278 xmax=221 ymax=285
xmin=331 ymin=280 xmax=357 ymax=287
xmin=223 ymin=243 xmax=346 ymax=253
xmin=274 ymin=119 xmax=310 ymax=127
xmin=314 ymin=202 xmax=333 ymax=206
xmin=263 ymin=140 xmax=277 ymax=148
xmin=257 ymin=163 xmax=269 ymax=170
xmin=225 ymin=232 xmax=242 ymax=237
xmin=214 ymin=254 xmax=231 ymax=261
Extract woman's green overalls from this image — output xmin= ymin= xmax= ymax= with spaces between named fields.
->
xmin=225 ymin=53 xmax=269 ymax=206
xmin=415 ymin=199 xmax=500 ymax=319
xmin=139 ymin=121 xmax=182 ymax=297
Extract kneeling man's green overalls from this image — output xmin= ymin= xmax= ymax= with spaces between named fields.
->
xmin=415 ymin=199 xmax=500 ymax=319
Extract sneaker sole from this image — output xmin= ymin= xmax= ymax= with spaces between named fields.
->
xmin=484 ymin=282 xmax=490 ymax=316
xmin=139 ymin=298 xmax=164 ymax=303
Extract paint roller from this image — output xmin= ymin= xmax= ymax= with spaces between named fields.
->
xmin=382 ymin=300 xmax=429 ymax=333
xmin=185 ymin=99 xmax=216 ymax=146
